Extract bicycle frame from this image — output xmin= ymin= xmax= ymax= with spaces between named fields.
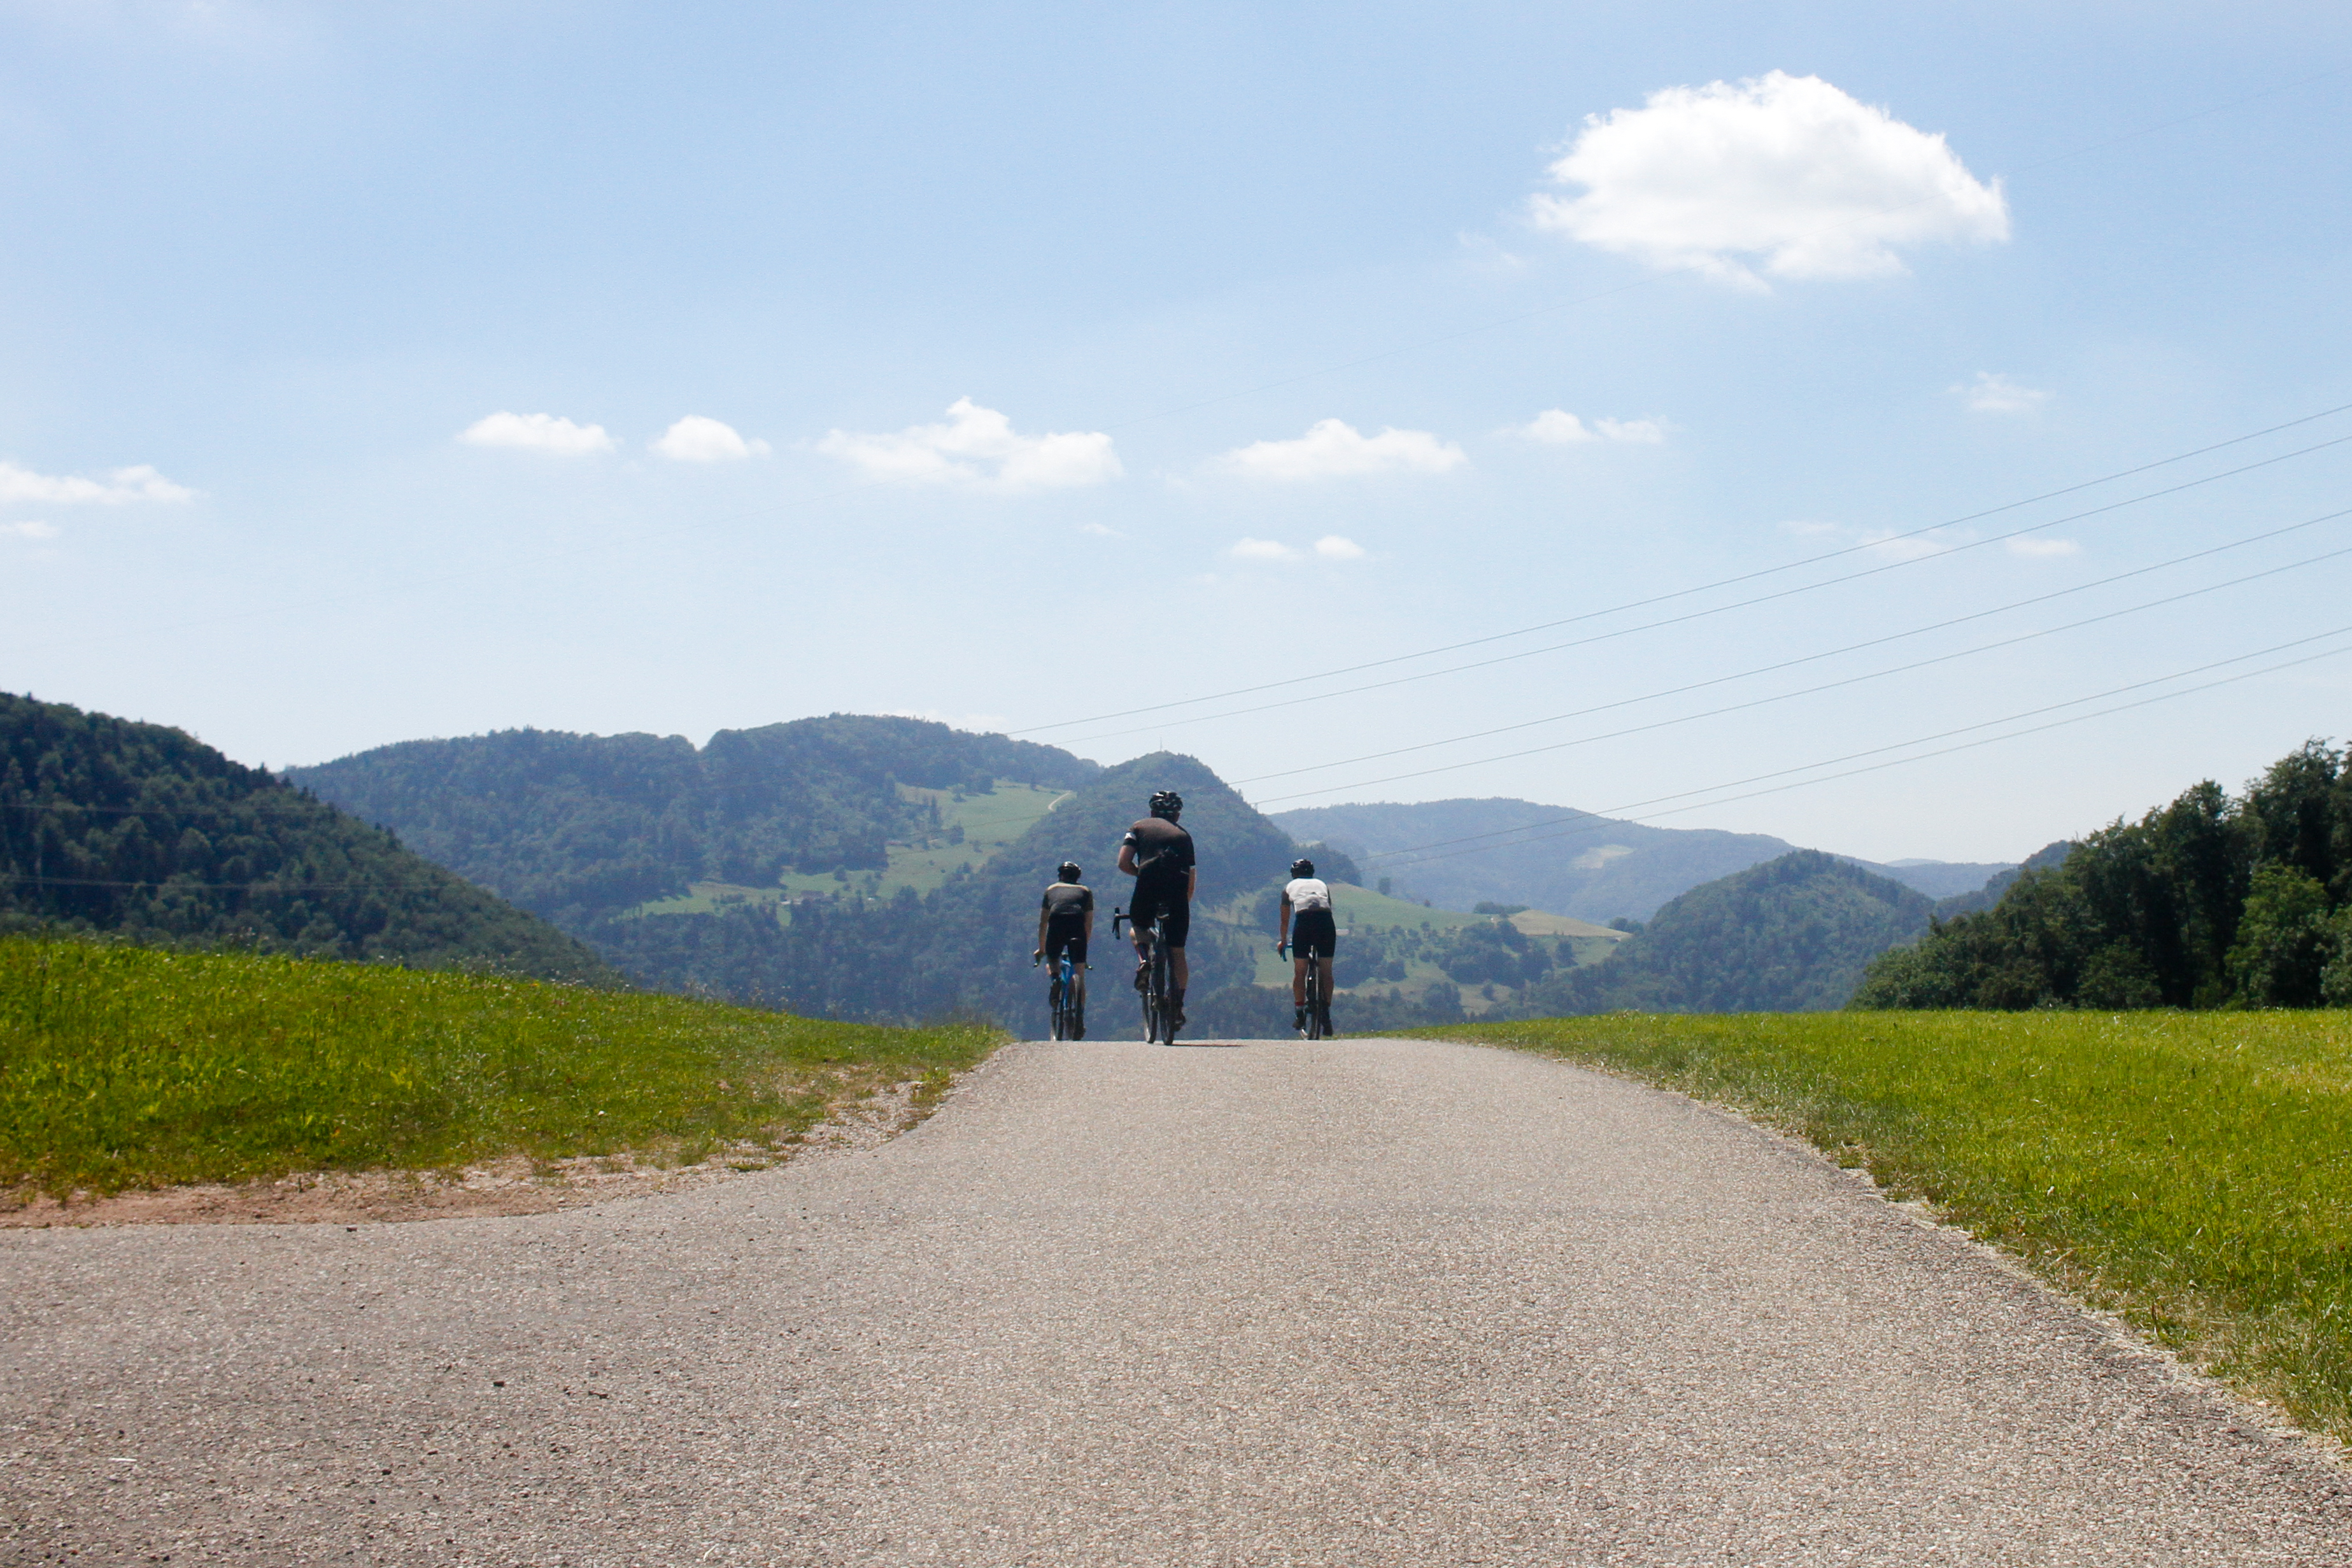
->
xmin=1114 ymin=907 xmax=1180 ymax=1044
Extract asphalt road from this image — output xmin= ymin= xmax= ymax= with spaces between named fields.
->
xmin=5 ymin=1036 xmax=2348 ymax=1566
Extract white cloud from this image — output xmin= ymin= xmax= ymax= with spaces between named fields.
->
xmin=1080 ymin=521 xmax=1123 ymax=537
xmin=816 ymin=398 xmax=1121 ymax=491
xmin=1220 ymin=418 xmax=1466 ymax=481
xmin=1957 ymin=372 xmax=2051 ymax=414
xmin=0 ymin=462 xmax=195 ymax=505
xmin=1508 ymin=409 xmax=1666 ymax=444
xmin=1230 ymin=537 xmax=1298 ymax=561
xmin=458 ymin=411 xmax=616 ymax=455
xmin=2008 ymin=537 xmax=2081 ymax=558
xmin=1859 ymin=528 xmax=1953 ymax=562
xmin=1529 ymin=71 xmax=2009 ymax=288
xmin=651 ymin=415 xmax=770 ymax=462
xmin=1 ymin=519 xmax=59 ymax=540
xmin=1314 ymin=535 xmax=1366 ymax=560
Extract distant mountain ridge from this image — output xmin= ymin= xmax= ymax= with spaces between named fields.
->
xmin=1 ymin=694 xmax=613 ymax=983
xmin=1270 ymin=797 xmax=2011 ymax=921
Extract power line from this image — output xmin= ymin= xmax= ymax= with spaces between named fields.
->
xmin=1364 ymin=628 xmax=2352 ymax=871
xmin=1028 ymin=407 xmax=2352 ymax=740
xmin=1247 ymin=540 xmax=2352 ymax=806
xmin=1232 ymin=504 xmax=2352 ymax=787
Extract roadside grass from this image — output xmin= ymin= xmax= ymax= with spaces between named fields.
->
xmin=1416 ymin=1010 xmax=2352 ymax=1442
xmin=0 ymin=937 xmax=1003 ymax=1198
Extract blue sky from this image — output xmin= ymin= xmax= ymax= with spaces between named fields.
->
xmin=4 ymin=1 xmax=2350 ymax=864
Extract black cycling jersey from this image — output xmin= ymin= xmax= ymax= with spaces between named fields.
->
xmin=1041 ymin=882 xmax=1094 ymax=923
xmin=1123 ymin=817 xmax=1194 ymax=884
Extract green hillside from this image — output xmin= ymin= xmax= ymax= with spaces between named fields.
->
xmin=1532 ymin=850 xmax=1934 ymax=1014
xmin=287 ymin=716 xmax=1098 ymax=928
xmin=1858 ymin=739 xmax=2352 ymax=1010
xmin=1 ymin=695 xmax=613 ymax=984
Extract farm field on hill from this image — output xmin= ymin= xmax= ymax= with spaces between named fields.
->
xmin=0 ymin=938 xmax=999 ymax=1201
xmin=630 ymin=780 xmax=1073 ymax=916
xmin=1420 ymin=1008 xmax=2352 ymax=1440
xmin=1231 ymin=886 xmax=1627 ymax=1011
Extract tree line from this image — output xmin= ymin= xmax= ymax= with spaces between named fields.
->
xmin=1855 ymin=739 xmax=2352 ymax=1010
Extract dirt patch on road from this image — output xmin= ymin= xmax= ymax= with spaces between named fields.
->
xmin=0 ymin=1075 xmax=951 ymax=1229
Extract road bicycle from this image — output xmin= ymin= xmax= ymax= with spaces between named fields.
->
xmin=1112 ymin=906 xmax=1180 ymax=1044
xmin=1282 ymin=942 xmax=1334 ymax=1040
xmin=1035 ymin=947 xmax=1086 ymax=1041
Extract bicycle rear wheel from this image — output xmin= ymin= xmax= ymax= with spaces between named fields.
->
xmin=1303 ymin=957 xmax=1326 ymax=1039
xmin=1151 ymin=940 xmax=1177 ymax=1043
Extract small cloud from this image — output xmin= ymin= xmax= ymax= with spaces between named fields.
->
xmin=458 ymin=412 xmax=616 ymax=455
xmin=816 ymin=398 xmax=1122 ymax=492
xmin=1231 ymin=537 xmax=1299 ymax=561
xmin=1594 ymin=416 xmax=1665 ymax=444
xmin=1506 ymin=410 xmax=1666 ymax=444
xmin=1220 ymin=418 xmax=1466 ymax=481
xmin=1530 ymin=71 xmax=2009 ymax=289
xmin=652 ymin=415 xmax=769 ymax=462
xmin=1314 ymin=535 xmax=1366 ymax=560
xmin=2008 ymin=537 xmax=2080 ymax=558
xmin=1080 ymin=521 xmax=1123 ymax=537
xmin=1 ymin=519 xmax=59 ymax=540
xmin=1956 ymin=372 xmax=2051 ymax=415
xmin=0 ymin=462 xmax=195 ymax=505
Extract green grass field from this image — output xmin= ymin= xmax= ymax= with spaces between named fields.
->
xmin=0 ymin=938 xmax=1002 ymax=1197
xmin=1419 ymin=1010 xmax=2352 ymax=1440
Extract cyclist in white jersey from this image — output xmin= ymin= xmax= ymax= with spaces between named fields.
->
xmin=1277 ymin=856 xmax=1337 ymax=1035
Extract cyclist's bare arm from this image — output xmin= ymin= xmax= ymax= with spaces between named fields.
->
xmin=1117 ymin=842 xmax=1138 ymax=877
xmin=1278 ymin=889 xmax=1292 ymax=950
xmin=1034 ymin=907 xmax=1050 ymax=959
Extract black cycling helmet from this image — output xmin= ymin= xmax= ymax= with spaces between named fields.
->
xmin=1148 ymin=789 xmax=1183 ymax=820
xmin=1057 ymin=861 xmax=1082 ymax=882
xmin=1290 ymin=858 xmax=1315 ymax=878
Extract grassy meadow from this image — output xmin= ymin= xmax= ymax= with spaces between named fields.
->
xmin=0 ymin=937 xmax=1002 ymax=1198
xmin=1420 ymin=1010 xmax=2352 ymax=1440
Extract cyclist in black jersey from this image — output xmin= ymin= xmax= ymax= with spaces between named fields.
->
xmin=1117 ymin=789 xmax=1196 ymax=1026
xmin=1035 ymin=861 xmax=1093 ymax=1040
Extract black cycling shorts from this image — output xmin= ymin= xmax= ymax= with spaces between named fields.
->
xmin=1128 ymin=876 xmax=1191 ymax=950
xmin=1290 ymin=908 xmax=1337 ymax=958
xmin=1043 ymin=921 xmax=1088 ymax=966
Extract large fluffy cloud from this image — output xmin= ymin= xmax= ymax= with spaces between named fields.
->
xmin=0 ymin=462 xmax=195 ymax=505
xmin=1220 ymin=419 xmax=1466 ymax=481
xmin=653 ymin=415 xmax=770 ymax=462
xmin=816 ymin=399 xmax=1121 ymax=491
xmin=1530 ymin=71 xmax=2008 ymax=288
xmin=458 ymin=412 xmax=616 ymax=455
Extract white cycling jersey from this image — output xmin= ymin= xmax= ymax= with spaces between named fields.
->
xmin=1283 ymin=877 xmax=1332 ymax=913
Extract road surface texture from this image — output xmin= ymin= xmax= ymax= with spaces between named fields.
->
xmin=4 ymin=1036 xmax=2348 ymax=1566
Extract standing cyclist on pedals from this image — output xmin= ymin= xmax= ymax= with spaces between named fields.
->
xmin=1033 ymin=860 xmax=1093 ymax=1040
xmin=1279 ymin=856 xmax=1336 ymax=1035
xmin=1118 ymin=789 xmax=1196 ymax=1029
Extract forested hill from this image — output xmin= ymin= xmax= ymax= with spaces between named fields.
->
xmin=1272 ymin=798 xmax=2009 ymax=921
xmin=586 ymin=751 xmax=1320 ymax=1024
xmin=0 ymin=694 xmax=616 ymax=983
xmin=1529 ymin=851 xmax=1935 ymax=1015
xmin=1857 ymin=739 xmax=2352 ymax=1011
xmin=287 ymin=716 xmax=1098 ymax=927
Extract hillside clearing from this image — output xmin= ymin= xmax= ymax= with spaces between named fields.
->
xmin=1417 ymin=1010 xmax=2352 ymax=1443
xmin=0 ymin=938 xmax=1001 ymax=1204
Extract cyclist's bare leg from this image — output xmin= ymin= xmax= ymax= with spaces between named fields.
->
xmin=1291 ymin=953 xmax=1310 ymax=1006
xmin=1170 ymin=948 xmax=1188 ymax=992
